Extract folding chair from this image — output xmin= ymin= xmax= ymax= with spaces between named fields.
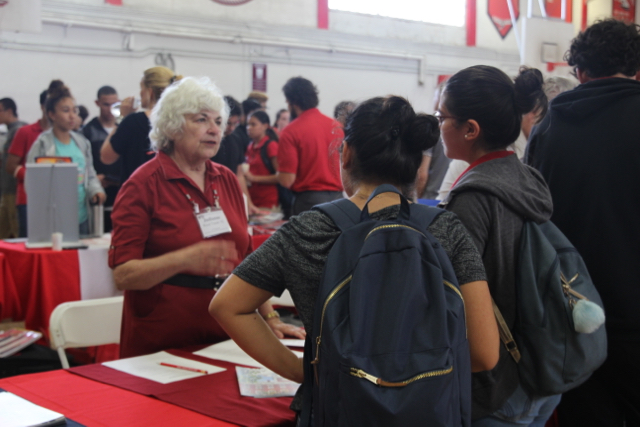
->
xmin=49 ymin=296 xmax=123 ymax=368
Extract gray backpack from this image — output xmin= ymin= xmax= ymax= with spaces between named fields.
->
xmin=494 ymin=220 xmax=607 ymax=396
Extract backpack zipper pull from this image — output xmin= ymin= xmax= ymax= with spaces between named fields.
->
xmin=311 ymin=337 xmax=321 ymax=365
xmin=350 ymin=368 xmax=379 ymax=385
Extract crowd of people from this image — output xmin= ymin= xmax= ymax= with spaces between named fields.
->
xmin=0 ymin=17 xmax=638 ymax=427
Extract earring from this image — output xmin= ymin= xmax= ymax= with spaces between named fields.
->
xmin=465 ymin=134 xmax=470 ymax=139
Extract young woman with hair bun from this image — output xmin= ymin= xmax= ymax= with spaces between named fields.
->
xmin=26 ymin=80 xmax=106 ymax=235
xmin=438 ymin=65 xmax=558 ymax=425
xmin=209 ymin=95 xmax=498 ymax=421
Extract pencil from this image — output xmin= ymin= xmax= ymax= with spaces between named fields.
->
xmin=159 ymin=362 xmax=208 ymax=374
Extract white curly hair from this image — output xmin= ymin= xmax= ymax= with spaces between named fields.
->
xmin=149 ymin=76 xmax=229 ymax=153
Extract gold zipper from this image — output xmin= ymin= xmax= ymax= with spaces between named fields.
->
xmin=311 ymin=276 xmax=352 ymax=370
xmin=350 ymin=366 xmax=453 ymax=387
xmin=365 ymin=224 xmax=425 ymax=241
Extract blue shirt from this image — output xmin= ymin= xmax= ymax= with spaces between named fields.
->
xmin=54 ymin=136 xmax=87 ymax=223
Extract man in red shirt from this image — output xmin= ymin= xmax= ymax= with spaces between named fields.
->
xmin=277 ymin=77 xmax=343 ymax=215
xmin=6 ymin=89 xmax=49 ymax=237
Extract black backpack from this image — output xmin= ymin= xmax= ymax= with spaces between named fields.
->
xmin=299 ymin=185 xmax=471 ymax=426
xmin=259 ymin=139 xmax=293 ymax=219
xmin=494 ymin=220 xmax=607 ymax=396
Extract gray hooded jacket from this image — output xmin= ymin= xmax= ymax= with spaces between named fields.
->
xmin=441 ymin=153 xmax=553 ymax=418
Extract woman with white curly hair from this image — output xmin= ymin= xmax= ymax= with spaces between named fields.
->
xmin=109 ymin=77 xmax=304 ymax=358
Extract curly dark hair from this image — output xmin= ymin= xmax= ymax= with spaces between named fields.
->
xmin=565 ymin=19 xmax=640 ymax=78
xmin=282 ymin=77 xmax=319 ymax=111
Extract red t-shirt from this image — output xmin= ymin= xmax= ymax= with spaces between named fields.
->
xmin=109 ymin=151 xmax=251 ymax=357
xmin=8 ymin=121 xmax=45 ymax=205
xmin=246 ymin=136 xmax=278 ymax=208
xmin=277 ymin=108 xmax=343 ymax=193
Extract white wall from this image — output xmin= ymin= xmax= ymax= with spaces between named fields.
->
xmin=1 ymin=0 xmax=522 ymax=123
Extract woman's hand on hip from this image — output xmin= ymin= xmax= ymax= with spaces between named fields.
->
xmin=181 ymin=240 xmax=239 ymax=277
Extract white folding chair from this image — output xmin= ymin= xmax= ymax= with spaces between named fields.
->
xmin=49 ymin=296 xmax=124 ymax=368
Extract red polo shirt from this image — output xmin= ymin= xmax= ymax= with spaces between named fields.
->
xmin=246 ymin=136 xmax=279 ymax=208
xmin=277 ymin=108 xmax=343 ymax=193
xmin=109 ymin=151 xmax=251 ymax=357
xmin=9 ymin=121 xmax=45 ymax=205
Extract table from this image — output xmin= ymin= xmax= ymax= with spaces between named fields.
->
xmin=0 ymin=370 xmax=237 ymax=427
xmin=0 ymin=239 xmax=118 ymax=337
xmin=0 ymin=233 xmax=286 ymax=333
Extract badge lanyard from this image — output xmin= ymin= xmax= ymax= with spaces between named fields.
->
xmin=176 ymin=181 xmax=231 ymax=238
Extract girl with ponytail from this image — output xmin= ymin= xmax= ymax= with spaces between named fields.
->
xmin=438 ymin=65 xmax=558 ymax=425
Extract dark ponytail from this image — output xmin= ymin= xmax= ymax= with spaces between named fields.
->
xmin=45 ymin=80 xmax=72 ymax=114
xmin=344 ymin=96 xmax=439 ymax=196
xmin=444 ymin=65 xmax=546 ymax=151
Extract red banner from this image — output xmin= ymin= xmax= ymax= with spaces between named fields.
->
xmin=488 ymin=0 xmax=519 ymax=39
xmin=613 ymin=0 xmax=636 ymax=24
xmin=252 ymin=63 xmax=267 ymax=92
xmin=545 ymin=0 xmax=572 ymax=22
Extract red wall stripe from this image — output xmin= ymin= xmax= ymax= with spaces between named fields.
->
xmin=466 ymin=0 xmax=477 ymax=46
xmin=318 ymin=0 xmax=329 ymax=29
xmin=105 ymin=0 xmax=122 ymax=5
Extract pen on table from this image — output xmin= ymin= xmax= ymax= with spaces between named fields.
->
xmin=159 ymin=362 xmax=209 ymax=374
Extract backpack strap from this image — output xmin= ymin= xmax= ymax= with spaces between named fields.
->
xmin=259 ymin=139 xmax=276 ymax=174
xmin=492 ymin=299 xmax=521 ymax=363
xmin=298 ymin=335 xmax=314 ymax=427
xmin=408 ymin=203 xmax=445 ymax=230
xmin=314 ymin=199 xmax=362 ymax=232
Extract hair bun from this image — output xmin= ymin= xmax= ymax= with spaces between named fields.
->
xmin=47 ymin=79 xmax=71 ymax=96
xmin=514 ymin=66 xmax=546 ymax=115
xmin=404 ymin=114 xmax=440 ymax=151
xmin=381 ymin=96 xmax=440 ymax=152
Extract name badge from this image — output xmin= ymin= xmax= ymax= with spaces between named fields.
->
xmin=196 ymin=209 xmax=232 ymax=238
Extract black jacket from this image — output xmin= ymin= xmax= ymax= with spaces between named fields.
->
xmin=527 ymin=78 xmax=640 ymax=341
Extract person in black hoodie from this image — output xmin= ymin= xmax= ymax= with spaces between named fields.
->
xmin=526 ymin=19 xmax=640 ymax=427
xmin=438 ymin=65 xmax=554 ymax=425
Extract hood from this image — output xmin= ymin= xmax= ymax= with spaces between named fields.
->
xmin=447 ymin=154 xmax=553 ymax=223
xmin=550 ymin=78 xmax=640 ymax=121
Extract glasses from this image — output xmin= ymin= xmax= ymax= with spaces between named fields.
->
xmin=434 ymin=111 xmax=459 ymax=125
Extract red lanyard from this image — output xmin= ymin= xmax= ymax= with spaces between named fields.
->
xmin=175 ymin=181 xmax=220 ymax=213
xmin=451 ymin=150 xmax=515 ymax=189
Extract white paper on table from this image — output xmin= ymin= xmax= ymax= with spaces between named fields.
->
xmin=194 ymin=339 xmax=303 ymax=368
xmin=102 ymin=351 xmax=225 ymax=384
xmin=279 ymin=339 xmax=305 ymax=348
xmin=236 ymin=366 xmax=300 ymax=398
xmin=0 ymin=391 xmax=66 ymax=427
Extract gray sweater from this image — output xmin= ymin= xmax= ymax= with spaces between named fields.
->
xmin=442 ymin=153 xmax=553 ymax=418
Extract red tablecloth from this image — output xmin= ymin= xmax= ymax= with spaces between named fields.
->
xmin=0 ymin=252 xmax=22 ymax=321
xmin=0 ymin=369 xmax=236 ymax=427
xmin=70 ymin=348 xmax=296 ymax=427
xmin=0 ymin=242 xmax=79 ymax=336
xmin=0 ymin=236 xmax=271 ymax=334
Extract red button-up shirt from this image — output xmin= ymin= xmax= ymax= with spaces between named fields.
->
xmin=110 ymin=151 xmax=251 ymax=357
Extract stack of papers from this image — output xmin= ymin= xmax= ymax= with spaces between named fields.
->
xmin=103 ymin=351 xmax=226 ymax=384
xmin=236 ymin=367 xmax=300 ymax=398
xmin=0 ymin=391 xmax=66 ymax=427
xmin=0 ymin=329 xmax=42 ymax=358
